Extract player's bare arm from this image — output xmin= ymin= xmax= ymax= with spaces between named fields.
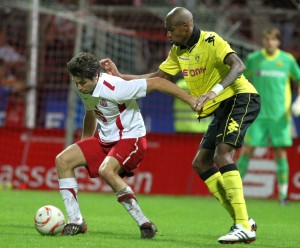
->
xmin=100 ymin=58 xmax=171 ymax=80
xmin=221 ymin=52 xmax=246 ymax=88
xmin=194 ymin=53 xmax=246 ymax=113
xmin=81 ymin=110 xmax=97 ymax=140
xmin=146 ymin=77 xmax=196 ymax=110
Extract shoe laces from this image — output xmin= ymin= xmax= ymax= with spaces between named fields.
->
xmin=229 ymin=224 xmax=251 ymax=235
xmin=228 ymin=225 xmax=239 ymax=234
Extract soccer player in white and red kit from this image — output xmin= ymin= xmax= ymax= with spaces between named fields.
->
xmin=56 ymin=52 xmax=197 ymax=237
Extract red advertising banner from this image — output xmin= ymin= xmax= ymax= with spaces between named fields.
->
xmin=0 ymin=127 xmax=65 ymax=190
xmin=1 ymin=127 xmax=300 ymax=200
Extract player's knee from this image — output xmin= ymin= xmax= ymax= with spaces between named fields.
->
xmin=55 ymin=153 xmax=70 ymax=172
xmin=213 ymin=152 xmax=221 ymax=165
xmin=98 ymin=164 xmax=112 ymax=179
xmin=192 ymin=157 xmax=203 ymax=174
xmin=213 ymin=151 xmax=233 ymax=167
xmin=193 ymin=160 xmax=215 ymax=175
xmin=98 ymin=166 xmax=105 ymax=178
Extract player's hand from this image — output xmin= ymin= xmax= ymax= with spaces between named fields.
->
xmin=189 ymin=96 xmax=198 ymax=111
xmin=99 ymin=58 xmax=121 ymax=77
xmin=194 ymin=91 xmax=217 ymax=114
xmin=291 ymin=96 xmax=300 ymax=117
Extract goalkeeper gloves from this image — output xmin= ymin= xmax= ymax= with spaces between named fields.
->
xmin=291 ymin=96 xmax=300 ymax=117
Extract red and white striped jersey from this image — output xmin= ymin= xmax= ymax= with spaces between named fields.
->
xmin=78 ymin=73 xmax=147 ymax=142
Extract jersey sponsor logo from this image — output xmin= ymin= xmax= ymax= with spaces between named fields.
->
xmin=256 ymin=69 xmax=285 ymax=78
xmin=182 ymin=67 xmax=206 ymax=77
xmin=204 ymin=34 xmax=215 ymax=46
xmin=227 ymin=118 xmax=239 ymax=134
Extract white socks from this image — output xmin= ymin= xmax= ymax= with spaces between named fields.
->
xmin=59 ymin=180 xmax=149 ymax=227
xmin=59 ymin=178 xmax=83 ymax=224
xmin=116 ymin=186 xmax=149 ymax=226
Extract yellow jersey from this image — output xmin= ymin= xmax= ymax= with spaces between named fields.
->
xmin=159 ymin=28 xmax=257 ymax=117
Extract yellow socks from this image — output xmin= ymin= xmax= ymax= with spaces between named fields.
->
xmin=201 ymin=164 xmax=251 ymax=230
xmin=201 ymin=167 xmax=235 ymax=221
xmin=220 ymin=164 xmax=250 ymax=230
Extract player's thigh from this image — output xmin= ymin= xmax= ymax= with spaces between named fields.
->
xmin=244 ymin=118 xmax=269 ymax=146
xmin=100 ymin=156 xmax=121 ymax=174
xmin=215 ymin=93 xmax=260 ymax=148
xmin=57 ymin=143 xmax=86 ymax=168
xmin=200 ymin=95 xmax=251 ymax=150
xmin=269 ymin=117 xmax=293 ymax=147
xmin=108 ymin=137 xmax=147 ymax=172
xmin=76 ymin=137 xmax=107 ymax=178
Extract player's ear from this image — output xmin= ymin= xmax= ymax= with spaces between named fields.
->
xmin=183 ymin=22 xmax=189 ymax=30
xmin=183 ymin=21 xmax=192 ymax=33
xmin=93 ymin=73 xmax=99 ymax=82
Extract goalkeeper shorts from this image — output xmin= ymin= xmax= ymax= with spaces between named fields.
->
xmin=244 ymin=116 xmax=292 ymax=147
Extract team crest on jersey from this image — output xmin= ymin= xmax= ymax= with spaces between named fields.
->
xmin=194 ymin=54 xmax=200 ymax=62
xmin=100 ymin=99 xmax=107 ymax=107
xmin=276 ymin=61 xmax=283 ymax=67
xmin=204 ymin=34 xmax=215 ymax=46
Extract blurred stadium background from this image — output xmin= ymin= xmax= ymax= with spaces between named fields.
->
xmin=1 ymin=0 xmax=300 ymax=200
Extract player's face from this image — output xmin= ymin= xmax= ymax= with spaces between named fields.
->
xmin=72 ymin=75 xmax=98 ymax=94
xmin=262 ymin=35 xmax=280 ymax=55
xmin=165 ymin=18 xmax=190 ymax=45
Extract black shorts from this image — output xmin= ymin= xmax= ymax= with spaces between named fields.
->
xmin=201 ymin=93 xmax=260 ymax=149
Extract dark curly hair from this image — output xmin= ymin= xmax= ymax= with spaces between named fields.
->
xmin=67 ymin=52 xmax=101 ymax=80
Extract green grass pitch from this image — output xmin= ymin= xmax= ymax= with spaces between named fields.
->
xmin=0 ymin=190 xmax=299 ymax=248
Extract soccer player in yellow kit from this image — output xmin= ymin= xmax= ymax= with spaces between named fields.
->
xmin=101 ymin=7 xmax=260 ymax=244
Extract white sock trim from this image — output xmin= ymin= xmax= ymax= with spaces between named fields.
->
xmin=59 ymin=178 xmax=78 ymax=189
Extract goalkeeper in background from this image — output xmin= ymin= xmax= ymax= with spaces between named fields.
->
xmin=237 ymin=27 xmax=300 ymax=205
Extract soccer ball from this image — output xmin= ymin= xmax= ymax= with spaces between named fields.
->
xmin=34 ymin=205 xmax=66 ymax=235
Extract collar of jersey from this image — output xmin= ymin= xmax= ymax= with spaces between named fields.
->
xmin=262 ymin=49 xmax=280 ymax=60
xmin=175 ymin=26 xmax=200 ymax=51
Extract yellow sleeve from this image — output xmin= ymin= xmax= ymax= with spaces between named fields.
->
xmin=159 ymin=46 xmax=181 ymax=76
xmin=213 ymin=32 xmax=236 ymax=65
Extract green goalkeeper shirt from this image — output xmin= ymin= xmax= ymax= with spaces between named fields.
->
xmin=245 ymin=49 xmax=300 ymax=120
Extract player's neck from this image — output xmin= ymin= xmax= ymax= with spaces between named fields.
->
xmin=263 ymin=48 xmax=279 ymax=58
